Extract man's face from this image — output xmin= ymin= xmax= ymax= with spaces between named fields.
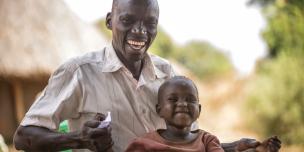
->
xmin=157 ymin=80 xmax=201 ymax=129
xmin=107 ymin=0 xmax=159 ymax=62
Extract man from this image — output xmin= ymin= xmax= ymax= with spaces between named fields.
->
xmin=14 ymin=0 xmax=281 ymax=151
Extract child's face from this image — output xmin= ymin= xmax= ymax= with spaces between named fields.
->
xmin=157 ymin=80 xmax=201 ymax=128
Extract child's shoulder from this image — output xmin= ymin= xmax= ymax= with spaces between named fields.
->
xmin=194 ymin=129 xmax=221 ymax=143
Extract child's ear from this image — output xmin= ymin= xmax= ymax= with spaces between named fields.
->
xmin=156 ymin=104 xmax=161 ymax=114
xmin=106 ymin=12 xmax=112 ymax=30
xmin=198 ymin=104 xmax=202 ymax=114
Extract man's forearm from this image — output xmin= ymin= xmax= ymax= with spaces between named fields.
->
xmin=221 ymin=141 xmax=257 ymax=152
xmin=14 ymin=126 xmax=85 ymax=151
xmin=221 ymin=141 xmax=238 ymax=152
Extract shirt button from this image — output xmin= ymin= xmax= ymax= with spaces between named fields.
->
xmin=142 ymin=109 xmax=146 ymax=114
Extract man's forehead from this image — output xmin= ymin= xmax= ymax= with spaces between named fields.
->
xmin=113 ymin=0 xmax=158 ymax=11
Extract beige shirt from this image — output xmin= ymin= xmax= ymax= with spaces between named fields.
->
xmin=21 ymin=44 xmax=174 ymax=152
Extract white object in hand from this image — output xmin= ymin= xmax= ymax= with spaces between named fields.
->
xmin=98 ymin=112 xmax=111 ymax=128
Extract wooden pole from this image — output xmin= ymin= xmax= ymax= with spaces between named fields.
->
xmin=12 ymin=80 xmax=25 ymax=123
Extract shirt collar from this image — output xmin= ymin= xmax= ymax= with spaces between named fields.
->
xmin=142 ymin=55 xmax=167 ymax=80
xmin=100 ymin=44 xmax=167 ymax=80
xmin=100 ymin=44 xmax=124 ymax=73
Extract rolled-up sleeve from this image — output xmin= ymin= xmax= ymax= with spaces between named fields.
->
xmin=20 ymin=62 xmax=82 ymax=130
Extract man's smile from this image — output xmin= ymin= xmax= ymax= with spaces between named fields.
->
xmin=127 ymin=40 xmax=146 ymax=50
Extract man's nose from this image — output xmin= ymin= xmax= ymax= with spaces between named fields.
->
xmin=131 ymin=22 xmax=147 ymax=34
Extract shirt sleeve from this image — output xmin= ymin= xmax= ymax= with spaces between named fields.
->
xmin=20 ymin=62 xmax=82 ymax=130
xmin=204 ymin=133 xmax=225 ymax=152
xmin=169 ymin=63 xmax=176 ymax=77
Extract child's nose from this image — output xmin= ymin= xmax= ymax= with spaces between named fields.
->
xmin=176 ymin=100 xmax=187 ymax=106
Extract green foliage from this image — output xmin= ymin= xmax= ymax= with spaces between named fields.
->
xmin=245 ymin=55 xmax=304 ymax=145
xmin=173 ymin=41 xmax=233 ymax=80
xmin=247 ymin=0 xmax=275 ymax=6
xmin=149 ymin=27 xmax=175 ymax=58
xmin=245 ymin=0 xmax=304 ymax=145
xmin=248 ymin=0 xmax=304 ymax=7
xmin=263 ymin=4 xmax=304 ymax=57
xmin=96 ymin=19 xmax=112 ymax=40
xmin=249 ymin=0 xmax=304 ymax=57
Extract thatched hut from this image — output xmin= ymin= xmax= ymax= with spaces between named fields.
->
xmin=0 ymin=0 xmax=107 ymax=142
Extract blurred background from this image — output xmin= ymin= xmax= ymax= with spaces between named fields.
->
xmin=0 ymin=0 xmax=303 ymax=151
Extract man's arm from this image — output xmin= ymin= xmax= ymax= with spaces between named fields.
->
xmin=14 ymin=117 xmax=113 ymax=152
xmin=221 ymin=138 xmax=259 ymax=152
xmin=221 ymin=137 xmax=281 ymax=152
xmin=14 ymin=126 xmax=85 ymax=151
xmin=221 ymin=141 xmax=239 ymax=152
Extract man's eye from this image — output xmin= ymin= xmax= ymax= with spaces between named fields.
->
xmin=120 ymin=17 xmax=132 ymax=24
xmin=122 ymin=19 xmax=129 ymax=23
xmin=146 ymin=21 xmax=157 ymax=27
xmin=147 ymin=22 xmax=156 ymax=25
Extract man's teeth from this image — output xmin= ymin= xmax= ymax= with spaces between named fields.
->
xmin=127 ymin=40 xmax=145 ymax=46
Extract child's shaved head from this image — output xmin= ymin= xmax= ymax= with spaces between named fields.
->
xmin=158 ymin=76 xmax=198 ymax=103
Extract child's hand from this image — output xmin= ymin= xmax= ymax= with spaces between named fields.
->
xmin=256 ymin=136 xmax=281 ymax=152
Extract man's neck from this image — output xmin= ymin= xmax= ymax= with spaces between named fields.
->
xmin=122 ymin=59 xmax=143 ymax=80
xmin=112 ymin=46 xmax=145 ymax=80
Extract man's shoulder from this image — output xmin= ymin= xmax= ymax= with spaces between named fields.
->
xmin=148 ymin=54 xmax=174 ymax=78
xmin=149 ymin=54 xmax=171 ymax=67
xmin=58 ymin=48 xmax=106 ymax=73
xmin=149 ymin=54 xmax=170 ymax=65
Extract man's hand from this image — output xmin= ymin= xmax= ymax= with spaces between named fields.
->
xmin=256 ymin=136 xmax=281 ymax=152
xmin=80 ymin=113 xmax=113 ymax=152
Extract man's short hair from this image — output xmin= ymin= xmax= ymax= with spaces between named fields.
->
xmin=111 ymin=0 xmax=158 ymax=12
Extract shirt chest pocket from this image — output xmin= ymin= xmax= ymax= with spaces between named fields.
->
xmin=80 ymin=89 xmax=113 ymax=115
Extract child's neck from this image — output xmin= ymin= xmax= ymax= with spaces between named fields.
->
xmin=160 ymin=125 xmax=197 ymax=142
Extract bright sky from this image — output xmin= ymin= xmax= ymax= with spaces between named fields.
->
xmin=64 ymin=0 xmax=267 ymax=75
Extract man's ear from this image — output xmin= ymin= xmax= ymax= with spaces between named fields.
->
xmin=106 ymin=12 xmax=112 ymax=30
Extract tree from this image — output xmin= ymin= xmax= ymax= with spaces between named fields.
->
xmin=245 ymin=0 xmax=304 ymax=145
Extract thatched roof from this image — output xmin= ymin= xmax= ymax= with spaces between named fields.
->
xmin=0 ymin=0 xmax=108 ymax=79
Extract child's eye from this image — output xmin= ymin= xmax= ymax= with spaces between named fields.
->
xmin=186 ymin=97 xmax=198 ymax=103
xmin=190 ymin=100 xmax=198 ymax=104
xmin=168 ymin=98 xmax=178 ymax=102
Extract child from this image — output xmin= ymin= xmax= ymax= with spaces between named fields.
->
xmin=125 ymin=76 xmax=280 ymax=152
xmin=125 ymin=76 xmax=224 ymax=152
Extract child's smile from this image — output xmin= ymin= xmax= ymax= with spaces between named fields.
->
xmin=157 ymin=79 xmax=201 ymax=129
